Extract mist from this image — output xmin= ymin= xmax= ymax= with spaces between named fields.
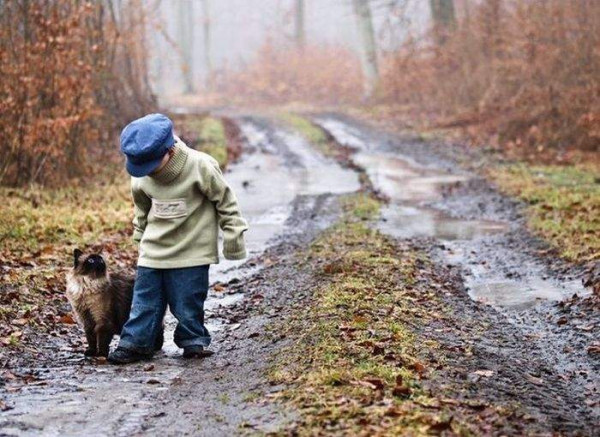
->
xmin=148 ymin=0 xmax=430 ymax=99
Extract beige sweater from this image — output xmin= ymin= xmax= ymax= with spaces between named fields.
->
xmin=131 ymin=140 xmax=248 ymax=268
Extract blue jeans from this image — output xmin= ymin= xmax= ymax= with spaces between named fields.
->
xmin=119 ymin=265 xmax=211 ymax=353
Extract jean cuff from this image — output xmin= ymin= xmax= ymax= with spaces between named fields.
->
xmin=118 ymin=339 xmax=155 ymax=355
xmin=176 ymin=336 xmax=212 ymax=348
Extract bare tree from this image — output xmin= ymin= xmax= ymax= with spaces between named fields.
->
xmin=201 ymin=0 xmax=213 ymax=90
xmin=295 ymin=0 xmax=305 ymax=49
xmin=352 ymin=0 xmax=380 ymax=98
xmin=430 ymin=0 xmax=456 ymax=44
xmin=177 ymin=0 xmax=194 ymax=94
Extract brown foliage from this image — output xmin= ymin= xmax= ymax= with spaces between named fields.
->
xmin=214 ymin=42 xmax=364 ymax=105
xmin=0 ymin=0 xmax=156 ymax=187
xmin=380 ymin=0 xmax=600 ymax=153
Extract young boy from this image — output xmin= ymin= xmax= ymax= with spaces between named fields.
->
xmin=108 ymin=113 xmax=248 ymax=364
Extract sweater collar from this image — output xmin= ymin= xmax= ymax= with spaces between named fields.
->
xmin=150 ymin=142 xmax=188 ymax=183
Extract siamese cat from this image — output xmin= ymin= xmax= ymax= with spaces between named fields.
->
xmin=66 ymin=249 xmax=163 ymax=357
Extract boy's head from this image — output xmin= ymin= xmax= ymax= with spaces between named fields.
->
xmin=120 ymin=113 xmax=175 ymax=177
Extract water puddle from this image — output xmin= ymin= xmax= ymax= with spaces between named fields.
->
xmin=379 ymin=205 xmax=508 ymax=241
xmin=467 ymin=279 xmax=581 ymax=310
xmin=444 ymin=244 xmax=591 ymax=309
xmin=354 ymin=152 xmax=470 ymax=203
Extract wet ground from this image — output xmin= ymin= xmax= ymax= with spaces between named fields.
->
xmin=1 ymin=112 xmax=598 ymax=435
xmin=316 ymin=114 xmax=599 ymax=431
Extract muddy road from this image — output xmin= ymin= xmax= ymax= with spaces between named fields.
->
xmin=1 ymin=113 xmax=598 ymax=436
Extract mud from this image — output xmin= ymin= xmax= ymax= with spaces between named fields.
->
xmin=316 ymin=114 xmax=599 ymax=433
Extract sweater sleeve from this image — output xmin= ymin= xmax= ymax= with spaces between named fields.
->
xmin=197 ymin=157 xmax=249 ymax=260
xmin=131 ymin=180 xmax=152 ymax=243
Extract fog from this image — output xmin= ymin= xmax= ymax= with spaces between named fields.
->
xmin=148 ymin=0 xmax=430 ymax=99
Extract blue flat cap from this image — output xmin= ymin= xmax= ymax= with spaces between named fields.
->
xmin=120 ymin=113 xmax=175 ymax=177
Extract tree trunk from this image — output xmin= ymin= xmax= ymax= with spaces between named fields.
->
xmin=177 ymin=0 xmax=194 ymax=94
xmin=201 ymin=0 xmax=213 ymax=90
xmin=429 ymin=0 xmax=456 ymax=44
xmin=352 ymin=0 xmax=379 ymax=99
xmin=295 ymin=0 xmax=305 ymax=50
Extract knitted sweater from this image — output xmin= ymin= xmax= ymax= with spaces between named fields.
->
xmin=131 ymin=140 xmax=248 ymax=268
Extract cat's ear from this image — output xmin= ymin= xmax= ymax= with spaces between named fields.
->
xmin=73 ymin=249 xmax=83 ymax=268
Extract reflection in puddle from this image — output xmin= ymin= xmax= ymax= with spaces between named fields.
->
xmin=467 ymin=278 xmax=586 ymax=310
xmin=354 ymin=152 xmax=470 ymax=203
xmin=379 ymin=205 xmax=508 ymax=240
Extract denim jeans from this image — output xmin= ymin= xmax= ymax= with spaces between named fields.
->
xmin=119 ymin=265 xmax=210 ymax=353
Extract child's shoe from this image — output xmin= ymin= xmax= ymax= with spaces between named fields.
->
xmin=183 ymin=345 xmax=214 ymax=358
xmin=108 ymin=346 xmax=153 ymax=364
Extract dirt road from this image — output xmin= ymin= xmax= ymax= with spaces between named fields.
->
xmin=0 ymin=113 xmax=597 ymax=436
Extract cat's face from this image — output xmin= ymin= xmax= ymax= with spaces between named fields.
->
xmin=72 ymin=249 xmax=107 ymax=279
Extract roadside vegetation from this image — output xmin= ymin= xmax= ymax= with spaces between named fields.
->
xmin=278 ymin=113 xmax=334 ymax=158
xmin=0 ymin=1 xmax=155 ymax=187
xmin=490 ymin=164 xmax=600 ymax=263
xmin=177 ymin=116 xmax=229 ymax=169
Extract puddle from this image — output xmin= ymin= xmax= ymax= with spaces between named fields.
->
xmin=354 ymin=152 xmax=470 ymax=203
xmin=379 ymin=205 xmax=508 ymax=241
xmin=467 ymin=279 xmax=582 ymax=310
xmin=210 ymin=121 xmax=360 ymax=279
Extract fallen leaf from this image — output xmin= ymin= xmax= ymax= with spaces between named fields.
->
xmin=363 ymin=378 xmax=385 ymax=390
xmin=351 ymin=378 xmax=384 ymax=391
xmin=587 ymin=344 xmax=600 ymax=355
xmin=392 ymin=385 xmax=411 ymax=398
xmin=409 ymin=361 xmax=427 ymax=377
xmin=429 ymin=416 xmax=453 ymax=432
xmin=58 ymin=314 xmax=76 ymax=324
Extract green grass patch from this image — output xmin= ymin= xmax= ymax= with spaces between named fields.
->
xmin=489 ymin=164 xmax=600 ymax=262
xmin=183 ymin=116 xmax=228 ymax=168
xmin=278 ymin=113 xmax=337 ymax=158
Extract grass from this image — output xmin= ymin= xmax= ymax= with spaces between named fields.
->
xmin=182 ymin=116 xmax=228 ymax=168
xmin=278 ymin=113 xmax=338 ymax=158
xmin=489 ymin=164 xmax=600 ymax=262
xmin=268 ymin=193 xmax=475 ymax=435
xmin=0 ymin=182 xmax=132 ymax=257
